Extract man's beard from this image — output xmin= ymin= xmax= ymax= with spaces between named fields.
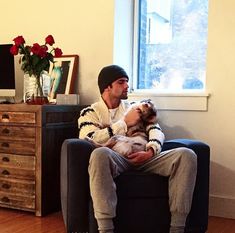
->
xmin=120 ymin=92 xmax=128 ymax=99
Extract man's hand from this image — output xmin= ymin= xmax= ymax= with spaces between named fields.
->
xmin=124 ymin=107 xmax=141 ymax=127
xmin=127 ymin=148 xmax=154 ymax=165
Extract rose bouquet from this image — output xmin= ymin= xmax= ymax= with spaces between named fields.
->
xmin=10 ymin=35 xmax=62 ymax=78
xmin=10 ymin=35 xmax=63 ymax=103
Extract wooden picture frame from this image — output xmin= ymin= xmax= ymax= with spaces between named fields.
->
xmin=48 ymin=55 xmax=78 ymax=101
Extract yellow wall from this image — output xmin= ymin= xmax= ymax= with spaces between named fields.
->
xmin=1 ymin=0 xmax=115 ymax=103
xmin=1 ymin=0 xmax=235 ymax=218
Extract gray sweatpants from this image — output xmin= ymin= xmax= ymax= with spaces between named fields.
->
xmin=88 ymin=147 xmax=197 ymax=232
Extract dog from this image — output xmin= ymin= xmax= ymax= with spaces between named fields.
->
xmin=85 ymin=99 xmax=158 ymax=157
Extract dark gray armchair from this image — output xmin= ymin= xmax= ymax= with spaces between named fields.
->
xmin=61 ymin=138 xmax=210 ymax=233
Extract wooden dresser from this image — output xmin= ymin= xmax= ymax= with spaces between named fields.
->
xmin=0 ymin=104 xmax=81 ymax=216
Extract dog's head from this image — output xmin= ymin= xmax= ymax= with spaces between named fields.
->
xmin=132 ymin=99 xmax=158 ymax=124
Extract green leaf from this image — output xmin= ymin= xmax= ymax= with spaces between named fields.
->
xmin=47 ymin=53 xmax=54 ymax=62
xmin=32 ymin=55 xmax=40 ymax=67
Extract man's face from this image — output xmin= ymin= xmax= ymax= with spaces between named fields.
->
xmin=109 ymin=77 xmax=129 ymax=99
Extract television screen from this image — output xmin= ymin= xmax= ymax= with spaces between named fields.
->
xmin=0 ymin=44 xmax=16 ymax=96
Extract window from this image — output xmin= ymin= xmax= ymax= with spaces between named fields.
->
xmin=133 ymin=0 xmax=209 ymax=93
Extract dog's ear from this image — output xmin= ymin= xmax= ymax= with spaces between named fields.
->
xmin=146 ymin=103 xmax=158 ymax=124
xmin=146 ymin=113 xmax=158 ymax=124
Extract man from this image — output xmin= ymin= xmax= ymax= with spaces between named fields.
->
xmin=78 ymin=65 xmax=197 ymax=233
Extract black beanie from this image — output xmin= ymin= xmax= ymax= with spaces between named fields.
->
xmin=98 ymin=65 xmax=129 ymax=94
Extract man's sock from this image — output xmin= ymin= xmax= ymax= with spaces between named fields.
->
xmin=99 ymin=231 xmax=114 ymax=233
xmin=98 ymin=218 xmax=114 ymax=233
xmin=169 ymin=225 xmax=185 ymax=233
xmin=170 ymin=212 xmax=187 ymax=233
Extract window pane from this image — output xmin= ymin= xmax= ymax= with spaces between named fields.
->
xmin=137 ymin=0 xmax=208 ymax=92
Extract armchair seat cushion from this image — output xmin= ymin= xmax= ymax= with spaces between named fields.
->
xmin=89 ymin=173 xmax=171 ymax=233
xmin=115 ymin=172 xmax=169 ymax=198
xmin=114 ymin=173 xmax=171 ymax=233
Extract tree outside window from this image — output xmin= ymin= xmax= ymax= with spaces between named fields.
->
xmin=136 ymin=0 xmax=209 ymax=92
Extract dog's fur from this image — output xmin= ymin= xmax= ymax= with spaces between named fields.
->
xmin=85 ymin=99 xmax=158 ymax=157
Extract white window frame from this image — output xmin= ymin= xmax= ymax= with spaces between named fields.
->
xmin=113 ymin=0 xmax=209 ymax=111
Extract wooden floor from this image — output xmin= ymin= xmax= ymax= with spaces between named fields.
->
xmin=0 ymin=208 xmax=235 ymax=233
xmin=207 ymin=216 xmax=235 ymax=233
xmin=0 ymin=208 xmax=65 ymax=233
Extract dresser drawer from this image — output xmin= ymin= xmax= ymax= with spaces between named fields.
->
xmin=0 ymin=126 xmax=35 ymax=141
xmin=0 ymin=153 xmax=35 ymax=170
xmin=0 ymin=166 xmax=35 ymax=180
xmin=0 ymin=112 xmax=36 ymax=124
xmin=0 ymin=178 xmax=35 ymax=196
xmin=0 ymin=192 xmax=35 ymax=210
xmin=0 ymin=140 xmax=35 ymax=155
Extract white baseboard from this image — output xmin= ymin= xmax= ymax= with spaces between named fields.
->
xmin=209 ymin=194 xmax=235 ymax=219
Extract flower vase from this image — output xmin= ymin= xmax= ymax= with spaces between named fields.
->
xmin=24 ymin=71 xmax=51 ymax=104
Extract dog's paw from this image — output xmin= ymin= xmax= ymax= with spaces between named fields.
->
xmin=104 ymin=136 xmax=118 ymax=148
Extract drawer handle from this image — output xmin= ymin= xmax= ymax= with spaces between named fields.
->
xmin=2 ymin=170 xmax=10 ymax=175
xmin=2 ymin=157 xmax=10 ymax=162
xmin=2 ymin=183 xmax=11 ymax=189
xmin=1 ymin=114 xmax=9 ymax=122
xmin=2 ymin=128 xmax=10 ymax=134
xmin=1 ymin=196 xmax=10 ymax=203
xmin=1 ymin=142 xmax=9 ymax=148
xmin=2 ymin=114 xmax=9 ymax=119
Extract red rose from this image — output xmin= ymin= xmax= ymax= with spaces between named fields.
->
xmin=38 ymin=46 xmax=48 ymax=58
xmin=45 ymin=35 xmax=55 ymax=46
xmin=10 ymin=45 xmax=19 ymax=55
xmin=13 ymin=36 xmax=25 ymax=46
xmin=31 ymin=43 xmax=41 ymax=55
xmin=10 ymin=35 xmax=63 ymax=76
xmin=54 ymin=47 xmax=63 ymax=57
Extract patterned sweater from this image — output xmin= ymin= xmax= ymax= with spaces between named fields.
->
xmin=78 ymin=98 xmax=165 ymax=156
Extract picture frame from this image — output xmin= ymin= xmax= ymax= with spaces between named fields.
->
xmin=48 ymin=55 xmax=78 ymax=101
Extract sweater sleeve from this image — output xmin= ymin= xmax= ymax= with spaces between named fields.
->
xmin=145 ymin=123 xmax=165 ymax=156
xmin=78 ymin=106 xmax=127 ymax=143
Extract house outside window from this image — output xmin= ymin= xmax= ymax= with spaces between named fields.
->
xmin=134 ymin=0 xmax=209 ymax=93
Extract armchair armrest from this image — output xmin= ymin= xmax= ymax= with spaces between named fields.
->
xmin=162 ymin=139 xmax=210 ymax=191
xmin=61 ymin=139 xmax=94 ymax=233
xmin=162 ymin=138 xmax=209 ymax=153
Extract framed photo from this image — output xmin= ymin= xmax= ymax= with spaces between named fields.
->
xmin=48 ymin=55 xmax=78 ymax=101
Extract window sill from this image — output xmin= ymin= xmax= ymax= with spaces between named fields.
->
xmin=128 ymin=92 xmax=210 ymax=111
